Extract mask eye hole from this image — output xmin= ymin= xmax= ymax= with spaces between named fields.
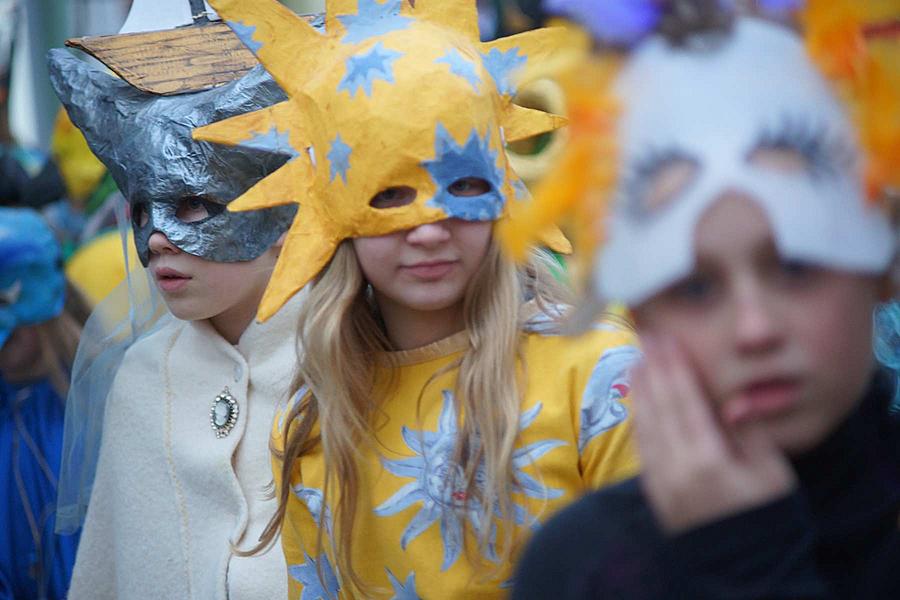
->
xmin=625 ymin=149 xmax=699 ymax=218
xmin=369 ymin=186 xmax=417 ymax=209
xmin=175 ymin=196 xmax=223 ymax=223
xmin=131 ymin=203 xmax=149 ymax=228
xmin=448 ymin=177 xmax=490 ymax=197
xmin=749 ymin=116 xmax=853 ymax=179
xmin=747 ymin=147 xmax=810 ymax=174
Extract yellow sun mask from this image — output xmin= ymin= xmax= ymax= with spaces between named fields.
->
xmin=194 ymin=0 xmax=571 ymax=321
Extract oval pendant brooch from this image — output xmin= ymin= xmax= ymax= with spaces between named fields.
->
xmin=211 ymin=387 xmax=239 ymax=438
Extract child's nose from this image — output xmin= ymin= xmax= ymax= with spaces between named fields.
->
xmin=732 ymin=289 xmax=782 ymax=354
xmin=147 ymin=231 xmax=181 ymax=256
xmin=405 ymin=220 xmax=452 ymax=246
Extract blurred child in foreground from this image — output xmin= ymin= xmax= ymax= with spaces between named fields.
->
xmin=512 ymin=1 xmax=900 ymax=597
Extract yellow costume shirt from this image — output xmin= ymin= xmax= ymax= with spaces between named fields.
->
xmin=272 ymin=316 xmax=640 ymax=599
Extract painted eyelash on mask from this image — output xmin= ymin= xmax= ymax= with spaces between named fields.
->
xmin=622 ymin=146 xmax=699 ymax=219
xmin=751 ymin=114 xmax=855 ymax=180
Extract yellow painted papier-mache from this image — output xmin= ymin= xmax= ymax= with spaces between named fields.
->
xmin=194 ymin=0 xmax=572 ymax=321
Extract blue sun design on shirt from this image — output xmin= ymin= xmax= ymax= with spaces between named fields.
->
xmin=579 ymin=345 xmax=640 ymax=452
xmin=386 ymin=568 xmax=420 ymax=599
xmin=481 ymin=47 xmax=527 ymax=96
xmin=435 ymin=48 xmax=482 ymax=92
xmin=289 ymin=552 xmax=340 ymax=600
xmin=228 ymin=20 xmax=263 ymax=52
xmin=338 ymin=42 xmax=403 ymax=98
xmin=328 ymin=134 xmax=353 ymax=184
xmin=375 ymin=391 xmax=564 ymax=571
xmin=294 ymin=484 xmax=333 ymax=536
xmin=423 ymin=124 xmax=506 ymax=221
xmin=338 ymin=0 xmax=412 ymax=44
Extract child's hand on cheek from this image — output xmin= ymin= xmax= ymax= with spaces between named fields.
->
xmin=633 ymin=337 xmax=797 ymax=535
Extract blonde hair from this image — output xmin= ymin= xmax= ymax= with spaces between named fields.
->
xmin=256 ymin=238 xmax=571 ymax=594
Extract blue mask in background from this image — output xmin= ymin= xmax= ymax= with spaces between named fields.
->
xmin=0 ymin=207 xmax=65 ymax=348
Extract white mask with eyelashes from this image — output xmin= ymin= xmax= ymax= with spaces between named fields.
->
xmin=597 ymin=17 xmax=895 ymax=306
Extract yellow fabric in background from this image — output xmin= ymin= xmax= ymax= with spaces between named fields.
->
xmin=51 ymin=109 xmax=107 ymax=204
xmin=65 ymin=230 xmax=138 ymax=306
xmin=273 ymin=323 xmax=640 ymax=599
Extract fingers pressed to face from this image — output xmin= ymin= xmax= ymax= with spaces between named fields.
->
xmin=634 ymin=336 xmax=730 ymax=463
xmin=728 ymin=416 xmax=780 ymax=462
xmin=660 ymin=339 xmax=725 ymax=448
xmin=633 ymin=336 xmax=684 ymax=464
xmin=632 ymin=354 xmax=661 ymax=467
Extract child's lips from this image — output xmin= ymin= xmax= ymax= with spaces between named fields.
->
xmin=729 ymin=376 xmax=802 ymax=420
xmin=401 ymin=259 xmax=458 ymax=280
xmin=154 ymin=267 xmax=192 ymax=292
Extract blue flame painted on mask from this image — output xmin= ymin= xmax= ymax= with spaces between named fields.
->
xmin=423 ymin=124 xmax=506 ymax=221
xmin=480 ymin=47 xmax=527 ymax=96
xmin=0 ymin=208 xmax=64 ymax=348
xmin=338 ymin=42 xmax=403 ymax=97
xmin=338 ymin=0 xmax=412 ymax=44
xmin=228 ymin=20 xmax=264 ymax=52
xmin=328 ymin=134 xmax=353 ymax=184
xmin=435 ymin=48 xmax=482 ymax=92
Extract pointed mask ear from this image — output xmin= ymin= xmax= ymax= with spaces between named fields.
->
xmin=47 ymin=48 xmax=144 ymax=196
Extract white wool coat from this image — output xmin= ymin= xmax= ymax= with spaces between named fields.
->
xmin=68 ymin=295 xmax=303 ymax=599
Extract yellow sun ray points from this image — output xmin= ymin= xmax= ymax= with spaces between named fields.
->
xmin=503 ymin=104 xmax=567 ymax=143
xmin=257 ymin=220 xmax=341 ymax=321
xmin=193 ymin=101 xmax=307 ymax=153
xmin=410 ymin=0 xmax=480 ymax=40
xmin=482 ymin=27 xmax=574 ymax=95
xmin=228 ymin=159 xmax=312 ymax=212
xmin=207 ymin=0 xmax=322 ymax=97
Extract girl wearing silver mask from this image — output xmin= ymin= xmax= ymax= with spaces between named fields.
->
xmin=49 ymin=50 xmax=301 ymax=599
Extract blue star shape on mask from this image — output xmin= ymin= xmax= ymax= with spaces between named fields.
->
xmin=240 ymin=126 xmax=302 ymax=160
xmin=435 ymin=48 xmax=481 ymax=92
xmin=481 ymin=47 xmax=527 ymax=96
xmin=228 ymin=20 xmax=263 ymax=53
xmin=374 ymin=390 xmax=564 ymax=571
xmin=423 ymin=124 xmax=506 ymax=221
xmin=338 ymin=0 xmax=412 ymax=44
xmin=328 ymin=134 xmax=352 ymax=184
xmin=385 ymin=568 xmax=419 ymax=600
xmin=289 ymin=552 xmax=340 ymax=600
xmin=338 ymin=42 xmax=403 ymax=98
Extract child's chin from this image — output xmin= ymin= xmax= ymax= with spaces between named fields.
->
xmin=405 ymin=294 xmax=463 ymax=313
xmin=759 ymin=414 xmax=833 ymax=457
xmin=163 ymin=298 xmax=211 ymax=322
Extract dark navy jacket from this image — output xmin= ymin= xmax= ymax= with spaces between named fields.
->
xmin=514 ymin=371 xmax=900 ymax=599
xmin=0 ymin=377 xmax=79 ymax=599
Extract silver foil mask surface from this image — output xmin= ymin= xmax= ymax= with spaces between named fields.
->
xmin=48 ymin=50 xmax=296 ymax=266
